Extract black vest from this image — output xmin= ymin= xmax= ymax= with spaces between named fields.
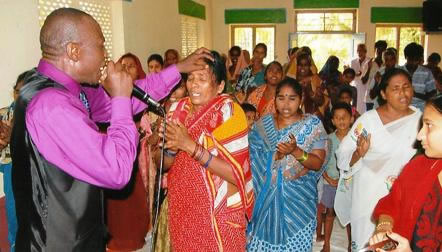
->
xmin=11 ymin=69 xmax=106 ymax=251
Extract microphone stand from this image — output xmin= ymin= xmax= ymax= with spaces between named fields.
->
xmin=151 ymin=106 xmax=166 ymax=252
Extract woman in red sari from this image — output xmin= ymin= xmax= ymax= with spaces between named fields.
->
xmin=106 ymin=53 xmax=149 ymax=252
xmin=157 ymin=51 xmax=254 ymax=251
xmin=369 ymin=94 xmax=442 ymax=252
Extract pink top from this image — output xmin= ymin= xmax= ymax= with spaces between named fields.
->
xmin=25 ymin=59 xmax=180 ymax=189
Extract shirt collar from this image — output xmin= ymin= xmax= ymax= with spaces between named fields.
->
xmin=37 ymin=59 xmax=81 ymax=96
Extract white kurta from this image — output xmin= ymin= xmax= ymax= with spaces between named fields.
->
xmin=350 ymin=57 xmax=371 ymax=114
xmin=335 ymin=107 xmax=421 ymax=251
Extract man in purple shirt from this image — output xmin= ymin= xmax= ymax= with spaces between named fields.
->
xmin=10 ymin=8 xmax=210 ymax=251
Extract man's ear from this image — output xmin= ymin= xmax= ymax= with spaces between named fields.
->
xmin=66 ymin=42 xmax=81 ymax=62
xmin=218 ymin=80 xmax=226 ymax=94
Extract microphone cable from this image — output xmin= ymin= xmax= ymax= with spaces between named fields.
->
xmin=151 ymin=106 xmax=166 ymax=252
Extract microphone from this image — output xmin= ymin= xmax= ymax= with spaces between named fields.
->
xmin=132 ymin=85 xmax=162 ymax=109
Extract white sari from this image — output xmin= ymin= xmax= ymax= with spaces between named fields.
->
xmin=334 ymin=106 xmax=421 ymax=251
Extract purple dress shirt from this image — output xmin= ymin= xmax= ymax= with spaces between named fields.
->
xmin=26 ymin=60 xmax=181 ymax=189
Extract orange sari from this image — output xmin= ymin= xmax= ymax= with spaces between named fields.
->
xmin=246 ymin=85 xmax=276 ymax=119
xmin=167 ymin=94 xmax=254 ymax=251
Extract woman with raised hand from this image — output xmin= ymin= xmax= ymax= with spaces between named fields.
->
xmin=335 ymin=68 xmax=422 ymax=251
xmin=248 ymin=78 xmax=328 ymax=251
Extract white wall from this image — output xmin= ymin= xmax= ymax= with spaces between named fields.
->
xmin=120 ymin=0 xmax=212 ymax=71
xmin=211 ymin=0 xmax=442 ymax=63
xmin=0 ymin=0 xmax=41 ymax=108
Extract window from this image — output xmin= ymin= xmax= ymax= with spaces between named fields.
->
xmin=296 ymin=10 xmax=355 ymax=32
xmin=375 ymin=25 xmax=424 ymax=65
xmin=38 ymin=0 xmax=114 ymax=58
xmin=231 ymin=25 xmax=275 ymax=64
xmin=181 ymin=16 xmax=198 ymax=57
xmin=292 ymin=10 xmax=359 ymax=71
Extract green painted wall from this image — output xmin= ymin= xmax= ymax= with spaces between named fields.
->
xmin=294 ymin=0 xmax=359 ymax=9
xmin=225 ymin=8 xmax=286 ymax=24
xmin=371 ymin=7 xmax=422 ymax=23
xmin=178 ymin=0 xmax=205 ymax=20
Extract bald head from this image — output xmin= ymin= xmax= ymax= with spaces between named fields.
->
xmin=40 ymin=8 xmax=97 ymax=57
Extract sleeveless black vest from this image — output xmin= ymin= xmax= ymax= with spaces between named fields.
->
xmin=11 ymin=69 xmax=106 ymax=251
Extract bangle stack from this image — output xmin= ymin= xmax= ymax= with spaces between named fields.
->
xmin=296 ymin=149 xmax=308 ymax=163
xmin=191 ymin=143 xmax=214 ymax=169
xmin=192 ymin=143 xmax=205 ymax=162
xmin=376 ymin=221 xmax=392 ymax=232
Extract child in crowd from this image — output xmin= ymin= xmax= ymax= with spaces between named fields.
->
xmin=241 ymin=103 xmax=257 ymax=130
xmin=321 ymin=102 xmax=354 ymax=252
xmin=338 ymin=88 xmax=360 ymax=120
xmin=338 ymin=68 xmax=357 ymax=107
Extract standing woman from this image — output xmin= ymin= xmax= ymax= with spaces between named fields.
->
xmin=164 ymin=49 xmax=180 ymax=68
xmin=319 ymin=56 xmax=341 ymax=87
xmin=335 ymin=68 xmax=422 ymax=251
xmin=246 ymin=61 xmax=283 ymax=119
xmin=248 ymin=78 xmax=328 ymax=251
xmin=157 ymin=51 xmax=254 ymax=251
xmin=106 ymin=52 xmax=149 ymax=252
xmin=235 ymin=43 xmax=267 ymax=101
xmin=295 ymin=53 xmax=326 ymax=117
xmin=226 ymin=46 xmax=249 ymax=85
xmin=147 ymin=54 xmax=164 ymax=74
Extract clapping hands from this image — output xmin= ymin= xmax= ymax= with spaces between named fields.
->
xmin=276 ymin=134 xmax=297 ymax=160
xmin=158 ymin=119 xmax=194 ymax=154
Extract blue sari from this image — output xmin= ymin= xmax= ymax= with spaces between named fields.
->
xmin=247 ymin=113 xmax=329 ymax=251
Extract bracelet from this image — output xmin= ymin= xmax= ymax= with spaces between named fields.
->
xmin=203 ymin=152 xmax=213 ymax=169
xmin=376 ymin=221 xmax=392 ymax=231
xmin=296 ymin=150 xmax=308 ymax=163
xmin=191 ymin=143 xmax=198 ymax=158
xmin=195 ymin=144 xmax=205 ymax=162
xmin=164 ymin=149 xmax=177 ymax=157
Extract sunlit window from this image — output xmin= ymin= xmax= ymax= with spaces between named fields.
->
xmin=376 ymin=25 xmax=424 ymax=65
xmin=292 ymin=10 xmax=359 ymax=70
xmin=231 ymin=25 xmax=275 ymax=64
xmin=296 ymin=11 xmax=355 ymax=32
xmin=181 ymin=16 xmax=199 ymax=57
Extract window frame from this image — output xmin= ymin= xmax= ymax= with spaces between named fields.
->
xmin=294 ymin=9 xmax=357 ymax=34
xmin=230 ymin=24 xmax=276 ymax=53
xmin=180 ymin=15 xmax=199 ymax=57
xmin=375 ymin=24 xmax=425 ymax=53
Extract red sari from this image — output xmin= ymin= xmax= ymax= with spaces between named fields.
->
xmin=373 ymin=155 xmax=442 ymax=242
xmin=167 ymin=95 xmax=254 ymax=251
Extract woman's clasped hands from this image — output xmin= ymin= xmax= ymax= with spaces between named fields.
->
xmin=158 ymin=119 xmax=195 ymax=155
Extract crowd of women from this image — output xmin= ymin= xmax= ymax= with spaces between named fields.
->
xmin=1 ymin=40 xmax=441 ymax=252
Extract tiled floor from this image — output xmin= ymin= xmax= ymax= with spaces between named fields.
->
xmin=138 ymin=219 xmax=350 ymax=252
xmin=313 ymin=219 xmax=350 ymax=252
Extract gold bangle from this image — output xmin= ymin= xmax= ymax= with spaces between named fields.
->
xmin=296 ymin=150 xmax=308 ymax=163
xmin=376 ymin=221 xmax=392 ymax=231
